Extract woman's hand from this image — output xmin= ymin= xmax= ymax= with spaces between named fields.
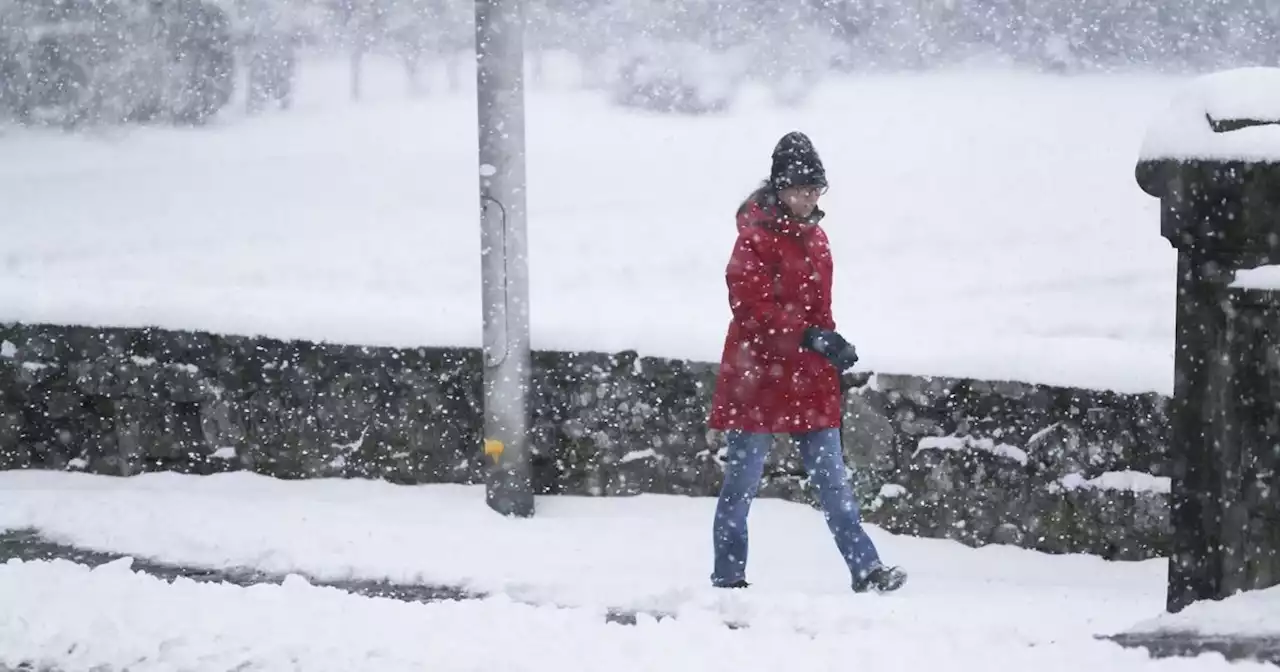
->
xmin=801 ymin=327 xmax=860 ymax=371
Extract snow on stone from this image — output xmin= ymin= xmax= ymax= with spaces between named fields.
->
xmin=619 ymin=448 xmax=659 ymax=463
xmin=1056 ymin=470 xmax=1171 ymax=494
xmin=1231 ymin=265 xmax=1280 ymax=291
xmin=0 ymin=62 xmax=1183 ymax=395
xmin=330 ymin=425 xmax=370 ymax=454
xmin=0 ymin=340 xmax=14 ymax=359
xmin=210 ymin=446 xmax=237 ymax=460
xmin=914 ymin=435 xmax=1029 ymax=465
xmin=1140 ymin=67 xmax=1280 ymax=163
xmin=1132 ymin=585 xmax=1280 ymax=637
xmin=878 ymin=483 xmax=907 ymax=499
xmin=1027 ymin=422 xmax=1061 ymax=446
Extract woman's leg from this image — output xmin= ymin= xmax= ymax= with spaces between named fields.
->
xmin=796 ymin=428 xmax=882 ymax=582
xmin=711 ymin=430 xmax=772 ymax=587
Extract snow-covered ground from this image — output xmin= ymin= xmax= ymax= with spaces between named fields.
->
xmin=0 ymin=558 xmax=1264 ymax=672
xmin=0 ymin=470 xmax=1262 ymax=671
xmin=1137 ymin=585 xmax=1280 ymax=638
xmin=0 ymin=56 xmax=1184 ymax=394
xmin=1 ymin=559 xmax=1261 ymax=672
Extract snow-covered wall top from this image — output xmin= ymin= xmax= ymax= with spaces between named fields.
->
xmin=1140 ymin=67 xmax=1280 ymax=163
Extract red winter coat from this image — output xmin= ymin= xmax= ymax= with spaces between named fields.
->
xmin=708 ymin=190 xmax=842 ymax=434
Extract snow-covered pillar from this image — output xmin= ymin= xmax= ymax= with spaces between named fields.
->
xmin=1137 ymin=67 xmax=1280 ymax=614
xmin=476 ymin=0 xmax=533 ymax=517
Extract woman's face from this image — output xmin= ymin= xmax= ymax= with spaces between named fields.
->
xmin=779 ymin=185 xmax=825 ymax=219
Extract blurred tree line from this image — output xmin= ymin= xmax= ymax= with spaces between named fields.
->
xmin=2 ymin=0 xmax=1276 ymax=127
xmin=316 ymin=0 xmax=1280 ymax=73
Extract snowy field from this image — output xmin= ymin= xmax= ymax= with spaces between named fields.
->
xmin=0 ymin=469 xmax=1273 ymax=671
xmin=0 ymin=56 xmax=1185 ymax=394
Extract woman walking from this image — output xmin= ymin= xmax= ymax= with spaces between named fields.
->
xmin=708 ymin=131 xmax=906 ymax=594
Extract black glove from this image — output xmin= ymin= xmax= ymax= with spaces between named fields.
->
xmin=801 ymin=327 xmax=859 ymax=372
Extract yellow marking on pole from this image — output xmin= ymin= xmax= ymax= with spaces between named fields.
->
xmin=483 ymin=438 xmax=505 ymax=464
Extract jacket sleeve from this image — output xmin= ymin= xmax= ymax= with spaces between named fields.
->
xmin=813 ymin=228 xmax=838 ymax=332
xmin=726 ymin=232 xmax=808 ymax=355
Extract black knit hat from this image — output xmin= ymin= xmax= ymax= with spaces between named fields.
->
xmin=769 ymin=131 xmax=827 ymax=190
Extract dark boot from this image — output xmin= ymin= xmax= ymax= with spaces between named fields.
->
xmin=713 ymin=579 xmax=751 ymax=589
xmin=853 ymin=565 xmax=907 ymax=593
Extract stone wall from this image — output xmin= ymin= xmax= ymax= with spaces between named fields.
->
xmin=0 ymin=321 xmax=1170 ymax=560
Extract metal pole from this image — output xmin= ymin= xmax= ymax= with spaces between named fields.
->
xmin=476 ymin=0 xmax=533 ymax=517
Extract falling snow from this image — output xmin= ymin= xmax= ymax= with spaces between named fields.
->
xmin=3 ymin=0 xmax=1280 ymax=668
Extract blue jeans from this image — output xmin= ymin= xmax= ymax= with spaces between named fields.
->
xmin=711 ymin=428 xmax=881 ymax=586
